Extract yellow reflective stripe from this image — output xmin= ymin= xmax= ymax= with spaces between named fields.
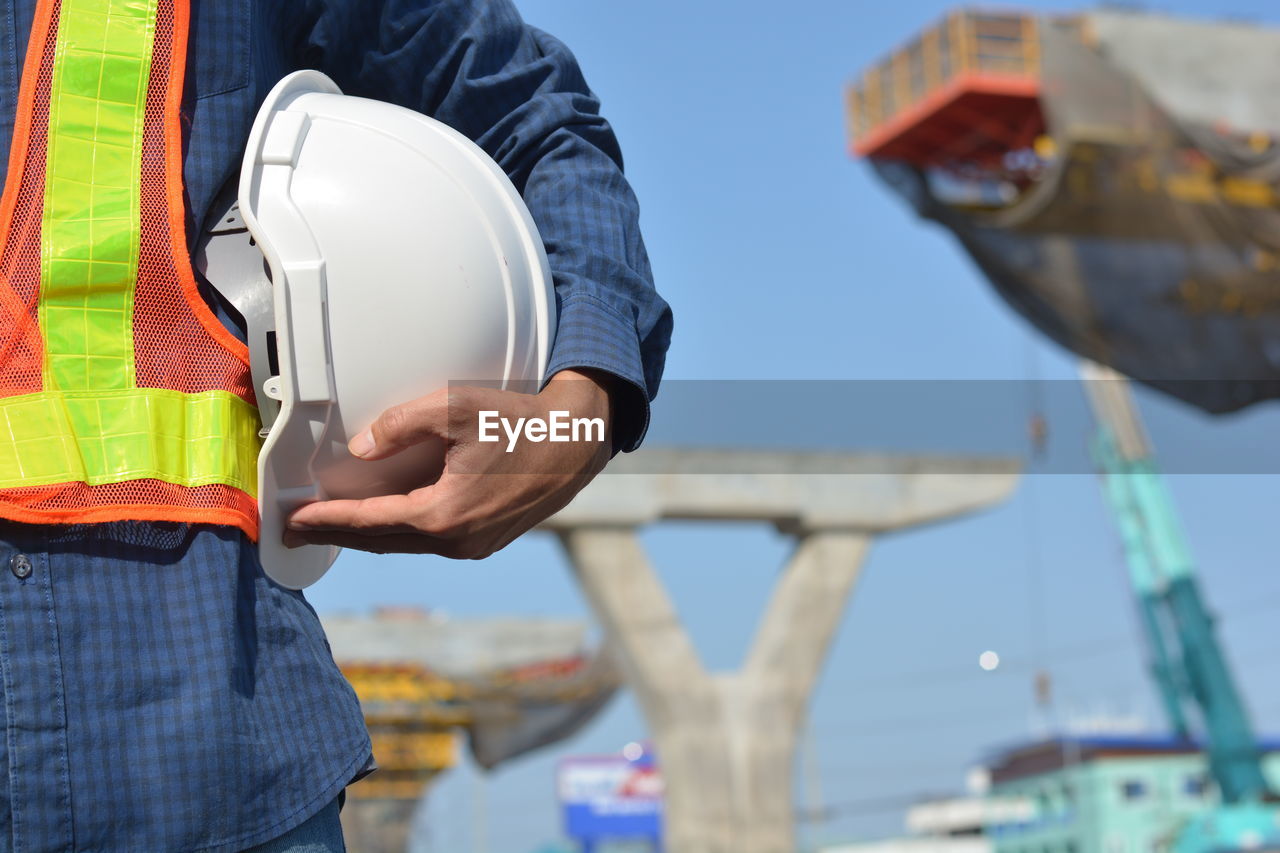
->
xmin=22 ymin=0 xmax=262 ymax=499
xmin=0 ymin=389 xmax=260 ymax=496
xmin=41 ymin=0 xmax=157 ymax=392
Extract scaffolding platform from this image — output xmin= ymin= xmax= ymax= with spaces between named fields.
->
xmin=846 ymin=10 xmax=1046 ymax=167
xmin=845 ymin=8 xmax=1280 ymax=414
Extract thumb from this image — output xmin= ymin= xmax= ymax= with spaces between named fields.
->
xmin=348 ymin=387 xmax=455 ymax=461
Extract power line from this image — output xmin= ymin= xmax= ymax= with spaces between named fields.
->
xmin=816 ymin=703 xmax=1026 ymax=740
xmin=1219 ymin=589 xmax=1280 ymax=624
xmin=842 ymin=585 xmax=1280 ymax=701
xmin=819 ymin=755 xmax=985 ymax=782
xmin=842 ymin=630 xmax=1141 ymax=696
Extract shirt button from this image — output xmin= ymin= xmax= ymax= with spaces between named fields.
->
xmin=10 ymin=554 xmax=31 ymax=579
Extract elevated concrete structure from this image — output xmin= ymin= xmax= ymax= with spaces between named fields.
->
xmin=543 ymin=449 xmax=1019 ymax=853
xmin=319 ymin=610 xmax=618 ymax=851
xmin=1086 ymin=9 xmax=1280 ymax=135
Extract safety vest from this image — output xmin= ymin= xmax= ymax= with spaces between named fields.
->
xmin=0 ymin=0 xmax=261 ymax=538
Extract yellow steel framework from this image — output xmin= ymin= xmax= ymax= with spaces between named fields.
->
xmin=846 ymin=9 xmax=1280 ymax=214
xmin=846 ymin=9 xmax=1042 ymax=148
xmin=340 ymin=663 xmax=468 ymax=801
xmin=336 ymin=655 xmax=609 ymax=802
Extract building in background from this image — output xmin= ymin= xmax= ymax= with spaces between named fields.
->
xmin=821 ymin=737 xmax=1280 ymax=853
xmin=819 ymin=772 xmax=1031 ymax=853
xmin=984 ymin=737 xmax=1280 ymax=853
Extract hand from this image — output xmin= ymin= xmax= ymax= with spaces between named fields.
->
xmin=283 ymin=369 xmax=617 ymax=559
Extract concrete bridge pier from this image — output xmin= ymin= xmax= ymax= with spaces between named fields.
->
xmin=545 ymin=450 xmax=1019 ymax=853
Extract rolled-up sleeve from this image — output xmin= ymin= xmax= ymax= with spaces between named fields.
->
xmin=288 ymin=0 xmax=672 ymax=451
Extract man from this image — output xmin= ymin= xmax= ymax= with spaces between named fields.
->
xmin=0 ymin=0 xmax=670 ymax=850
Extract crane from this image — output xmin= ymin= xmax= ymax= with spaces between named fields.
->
xmin=1082 ymin=362 xmax=1280 ymax=852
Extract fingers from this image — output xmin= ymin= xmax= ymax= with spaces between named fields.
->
xmin=286 ymin=493 xmax=426 ymax=534
xmin=282 ymin=475 xmax=513 ymax=560
xmin=284 ymin=525 xmax=493 ymax=560
xmin=350 ymin=387 xmax=465 ymax=460
xmin=284 ymin=528 xmax=459 ymax=556
xmin=282 ymin=382 xmax=591 ymax=560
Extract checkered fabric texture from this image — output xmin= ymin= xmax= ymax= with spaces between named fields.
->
xmin=0 ymin=0 xmax=670 ymax=850
xmin=0 ymin=522 xmax=370 ymax=852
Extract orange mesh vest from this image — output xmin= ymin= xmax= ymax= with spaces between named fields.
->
xmin=0 ymin=0 xmax=262 ymax=539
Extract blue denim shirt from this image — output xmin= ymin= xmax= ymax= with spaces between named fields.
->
xmin=0 ymin=522 xmax=371 ymax=852
xmin=0 ymin=1 xmax=671 ymax=850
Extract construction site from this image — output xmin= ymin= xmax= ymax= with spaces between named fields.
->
xmin=314 ymin=3 xmax=1280 ymax=852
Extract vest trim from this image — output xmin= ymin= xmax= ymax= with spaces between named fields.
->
xmin=0 ymin=0 xmax=263 ymax=539
xmin=0 ymin=388 xmax=259 ymax=493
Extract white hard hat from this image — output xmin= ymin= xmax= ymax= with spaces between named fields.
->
xmin=197 ymin=71 xmax=556 ymax=589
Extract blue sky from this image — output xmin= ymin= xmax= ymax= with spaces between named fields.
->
xmin=303 ymin=1 xmax=1280 ymax=849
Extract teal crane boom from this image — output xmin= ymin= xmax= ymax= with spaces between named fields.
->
xmin=1082 ymin=362 xmax=1279 ymax=850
